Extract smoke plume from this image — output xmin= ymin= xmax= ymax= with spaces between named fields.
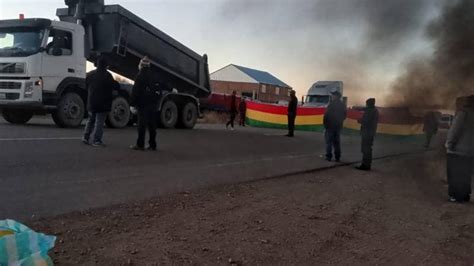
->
xmin=217 ymin=0 xmax=437 ymax=105
xmin=388 ymin=0 xmax=474 ymax=109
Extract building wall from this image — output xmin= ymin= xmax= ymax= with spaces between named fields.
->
xmin=211 ymin=80 xmax=291 ymax=103
xmin=211 ymin=80 xmax=260 ymax=98
xmin=258 ymin=84 xmax=291 ymax=103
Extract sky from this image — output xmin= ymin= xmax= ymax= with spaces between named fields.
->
xmin=0 ymin=0 xmax=443 ymax=105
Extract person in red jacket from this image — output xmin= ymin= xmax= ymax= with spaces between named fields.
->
xmin=226 ymin=91 xmax=237 ymax=130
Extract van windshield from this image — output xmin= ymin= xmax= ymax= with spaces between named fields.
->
xmin=0 ymin=28 xmax=45 ymax=57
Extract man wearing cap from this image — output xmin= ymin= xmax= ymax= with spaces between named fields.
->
xmin=445 ymin=95 xmax=474 ymax=203
xmin=286 ymin=90 xmax=298 ymax=137
xmin=323 ymin=90 xmax=347 ymax=162
xmin=130 ymin=56 xmax=159 ymax=151
xmin=356 ymin=98 xmax=379 ymax=171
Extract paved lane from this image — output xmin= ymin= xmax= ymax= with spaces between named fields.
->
xmin=0 ymin=116 xmax=428 ymax=220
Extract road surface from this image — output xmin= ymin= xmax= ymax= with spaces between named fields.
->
xmin=0 ymin=116 xmax=428 ymax=220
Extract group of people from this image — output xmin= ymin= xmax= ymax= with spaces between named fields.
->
xmin=322 ymin=91 xmax=379 ymax=170
xmin=226 ymin=89 xmax=379 ymax=171
xmin=225 ymin=90 xmax=247 ymax=130
xmin=83 ymin=55 xmax=473 ymax=203
xmin=82 ymin=56 xmax=160 ymax=151
xmin=289 ymin=90 xmax=379 ymax=171
xmin=295 ymin=90 xmax=473 ymax=202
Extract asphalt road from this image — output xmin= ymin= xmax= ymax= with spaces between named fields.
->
xmin=0 ymin=115 xmax=428 ymax=220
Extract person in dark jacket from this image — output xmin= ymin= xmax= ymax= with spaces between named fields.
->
xmin=423 ymin=111 xmax=439 ymax=148
xmin=239 ymin=98 xmax=247 ymax=127
xmin=286 ymin=90 xmax=298 ymax=137
xmin=129 ymin=56 xmax=160 ymax=151
xmin=82 ymin=57 xmax=117 ymax=146
xmin=445 ymin=95 xmax=474 ymax=203
xmin=226 ymin=91 xmax=237 ymax=130
xmin=356 ymin=98 xmax=379 ymax=171
xmin=323 ymin=91 xmax=347 ymax=161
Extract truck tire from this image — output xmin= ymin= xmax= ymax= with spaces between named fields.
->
xmin=178 ymin=102 xmax=198 ymax=129
xmin=52 ymin=92 xmax=85 ymax=128
xmin=2 ymin=109 xmax=33 ymax=124
xmin=106 ymin=97 xmax=130 ymax=128
xmin=159 ymin=100 xmax=178 ymax=128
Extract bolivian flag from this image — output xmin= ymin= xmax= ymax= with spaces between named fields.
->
xmin=246 ymin=102 xmax=423 ymax=136
xmin=246 ymin=101 xmax=325 ymax=131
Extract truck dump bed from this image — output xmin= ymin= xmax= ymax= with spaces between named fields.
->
xmin=57 ymin=4 xmax=211 ymax=98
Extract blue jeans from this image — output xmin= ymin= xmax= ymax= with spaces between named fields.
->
xmin=83 ymin=112 xmax=108 ymax=143
xmin=325 ymin=128 xmax=341 ymax=160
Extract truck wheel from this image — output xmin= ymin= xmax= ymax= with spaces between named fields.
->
xmin=2 ymin=109 xmax=33 ymax=124
xmin=52 ymin=92 xmax=85 ymax=128
xmin=106 ymin=97 xmax=130 ymax=128
xmin=178 ymin=102 xmax=198 ymax=129
xmin=159 ymin=100 xmax=178 ymax=128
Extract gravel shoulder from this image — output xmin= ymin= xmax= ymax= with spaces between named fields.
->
xmin=30 ymin=151 xmax=474 ymax=265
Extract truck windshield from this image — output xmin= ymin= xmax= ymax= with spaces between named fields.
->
xmin=306 ymin=95 xmax=330 ymax=104
xmin=0 ymin=28 xmax=45 ymax=57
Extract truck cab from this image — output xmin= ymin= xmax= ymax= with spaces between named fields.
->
xmin=303 ymin=81 xmax=344 ymax=107
xmin=0 ymin=0 xmax=211 ymax=129
xmin=0 ymin=18 xmax=86 ymax=125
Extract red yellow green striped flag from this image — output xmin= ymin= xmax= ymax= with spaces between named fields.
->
xmin=246 ymin=101 xmax=424 ymax=136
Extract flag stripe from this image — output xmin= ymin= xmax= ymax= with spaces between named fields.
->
xmin=246 ymin=102 xmax=424 ymax=136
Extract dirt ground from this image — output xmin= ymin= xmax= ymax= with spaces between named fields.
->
xmin=198 ymin=111 xmax=230 ymax=124
xmin=30 ymin=151 xmax=474 ymax=265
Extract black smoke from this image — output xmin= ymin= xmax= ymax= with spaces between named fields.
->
xmin=217 ymin=0 xmax=438 ymax=105
xmin=389 ymin=0 xmax=474 ymax=108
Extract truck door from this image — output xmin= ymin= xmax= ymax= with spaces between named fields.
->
xmin=41 ymin=28 xmax=77 ymax=93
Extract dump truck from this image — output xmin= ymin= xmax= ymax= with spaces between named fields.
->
xmin=0 ymin=0 xmax=211 ymax=128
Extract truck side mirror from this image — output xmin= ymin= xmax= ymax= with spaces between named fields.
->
xmin=52 ymin=47 xmax=63 ymax=56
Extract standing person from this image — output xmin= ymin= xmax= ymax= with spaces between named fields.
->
xmin=130 ymin=56 xmax=160 ymax=151
xmin=445 ymin=95 xmax=474 ymax=203
xmin=323 ymin=91 xmax=347 ymax=162
xmin=356 ymin=98 xmax=379 ymax=171
xmin=239 ymin=97 xmax=247 ymax=127
xmin=82 ymin=57 xmax=117 ymax=147
xmin=226 ymin=91 xmax=237 ymax=130
xmin=286 ymin=90 xmax=298 ymax=137
xmin=423 ymin=111 xmax=439 ymax=148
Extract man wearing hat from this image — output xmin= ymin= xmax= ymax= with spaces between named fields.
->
xmin=323 ymin=90 xmax=347 ymax=162
xmin=356 ymin=98 xmax=379 ymax=171
xmin=130 ymin=56 xmax=159 ymax=151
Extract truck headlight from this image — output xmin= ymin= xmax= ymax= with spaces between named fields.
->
xmin=24 ymin=79 xmax=42 ymax=98
xmin=24 ymin=82 xmax=34 ymax=98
